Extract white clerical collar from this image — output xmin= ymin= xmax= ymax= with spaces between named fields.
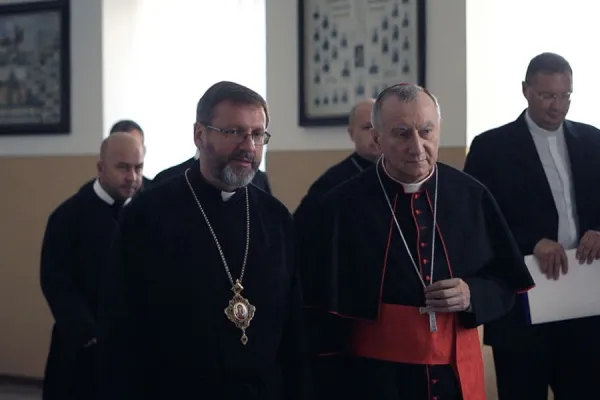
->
xmin=525 ymin=109 xmax=563 ymax=137
xmin=221 ymin=191 xmax=235 ymax=201
xmin=93 ymin=179 xmax=132 ymax=206
xmin=381 ymin=159 xmax=436 ymax=193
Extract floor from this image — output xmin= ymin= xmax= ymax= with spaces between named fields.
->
xmin=0 ymin=385 xmax=41 ymax=400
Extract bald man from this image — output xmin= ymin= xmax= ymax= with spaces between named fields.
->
xmin=294 ymin=99 xmax=379 ymax=221
xmin=107 ymin=119 xmax=153 ymax=188
xmin=79 ymin=121 xmax=152 ymax=193
xmin=296 ymin=99 xmax=379 ymax=208
xmin=40 ymin=133 xmax=144 ymax=400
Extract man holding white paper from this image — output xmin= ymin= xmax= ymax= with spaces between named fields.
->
xmin=464 ymin=52 xmax=600 ymax=400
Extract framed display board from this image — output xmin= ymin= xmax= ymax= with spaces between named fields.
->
xmin=0 ymin=0 xmax=70 ymax=135
xmin=298 ymin=0 xmax=426 ymax=127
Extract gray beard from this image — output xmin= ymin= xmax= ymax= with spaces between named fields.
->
xmin=218 ymin=163 xmax=256 ymax=189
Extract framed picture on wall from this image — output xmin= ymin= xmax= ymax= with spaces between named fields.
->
xmin=0 ymin=0 xmax=70 ymax=136
xmin=298 ymin=0 xmax=426 ymax=127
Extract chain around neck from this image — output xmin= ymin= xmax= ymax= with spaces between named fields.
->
xmin=375 ymin=157 xmax=439 ymax=289
xmin=184 ymin=168 xmax=251 ymax=286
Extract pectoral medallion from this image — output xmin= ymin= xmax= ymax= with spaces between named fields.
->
xmin=224 ymin=280 xmax=256 ymax=345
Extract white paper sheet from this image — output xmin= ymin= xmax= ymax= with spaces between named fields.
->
xmin=524 ymin=249 xmax=600 ymax=324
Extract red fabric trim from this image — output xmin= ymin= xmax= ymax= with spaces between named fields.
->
xmin=410 ymin=195 xmax=424 ymax=276
xmin=424 ymin=190 xmax=486 ymax=400
xmin=352 ymin=303 xmax=455 ymax=364
xmin=517 ymin=284 xmax=535 ymax=294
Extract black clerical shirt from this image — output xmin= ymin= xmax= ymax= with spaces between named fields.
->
xmin=97 ymin=160 xmax=309 ymax=400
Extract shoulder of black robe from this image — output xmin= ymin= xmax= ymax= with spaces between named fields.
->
xmin=293 ymin=152 xmax=372 ymax=254
xmin=152 ymin=157 xmax=195 ymax=183
xmin=302 ymin=162 xmax=534 ymax=354
xmin=40 ymin=182 xmax=117 ymax=349
xmin=78 ymin=178 xmax=95 ymax=192
xmin=297 ymin=152 xmax=373 ymax=211
xmin=142 ymin=175 xmax=152 ymax=188
xmin=97 ymin=160 xmax=310 ymax=399
xmin=249 ymin=169 xmax=272 ymax=195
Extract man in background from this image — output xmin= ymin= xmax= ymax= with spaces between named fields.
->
xmin=40 ymin=133 xmax=144 ymax=399
xmin=79 ymin=120 xmax=152 ymax=191
xmin=464 ymin=52 xmax=600 ymax=399
xmin=296 ymin=98 xmax=379 ymax=207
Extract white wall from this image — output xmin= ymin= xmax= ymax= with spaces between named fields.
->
xmin=266 ymin=0 xmax=468 ymax=151
xmin=0 ymin=0 xmax=104 ymax=156
xmin=0 ymin=0 xmax=472 ymax=160
xmin=466 ymin=0 xmax=599 ymax=145
xmin=104 ymin=0 xmax=267 ymax=178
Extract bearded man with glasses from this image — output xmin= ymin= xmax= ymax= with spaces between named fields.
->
xmin=97 ymin=81 xmax=310 ymax=400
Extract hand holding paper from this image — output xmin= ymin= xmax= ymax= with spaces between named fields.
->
xmin=524 ymin=248 xmax=600 ymax=324
xmin=575 ymin=230 xmax=600 ymax=264
xmin=533 ymin=238 xmax=567 ymax=280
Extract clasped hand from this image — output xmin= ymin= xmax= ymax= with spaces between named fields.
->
xmin=424 ymin=278 xmax=470 ymax=313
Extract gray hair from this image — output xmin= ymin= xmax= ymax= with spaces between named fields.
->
xmin=371 ymin=84 xmax=441 ymax=130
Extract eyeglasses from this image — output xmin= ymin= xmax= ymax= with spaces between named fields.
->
xmin=204 ymin=124 xmax=271 ymax=145
xmin=534 ymin=90 xmax=572 ymax=103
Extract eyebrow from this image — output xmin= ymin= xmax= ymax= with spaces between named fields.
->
xmin=391 ymin=121 xmax=435 ymax=131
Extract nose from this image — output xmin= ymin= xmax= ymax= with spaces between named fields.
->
xmin=406 ymin=132 xmax=424 ymax=155
xmin=239 ymin=134 xmax=257 ymax=151
xmin=125 ymin=168 xmax=137 ymax=182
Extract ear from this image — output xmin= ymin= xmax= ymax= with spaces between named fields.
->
xmin=347 ymin=126 xmax=354 ymax=141
xmin=371 ymin=128 xmax=382 ymax=151
xmin=193 ymin=122 xmax=203 ymax=148
xmin=96 ymin=161 xmax=102 ymax=175
xmin=521 ymin=81 xmax=528 ymax=99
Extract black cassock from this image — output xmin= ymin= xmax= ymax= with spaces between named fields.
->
xmin=152 ymin=156 xmax=272 ymax=194
xmin=40 ymin=180 xmax=125 ymax=400
xmin=297 ymin=152 xmax=374 ymax=206
xmin=97 ymin=160 xmax=309 ymax=400
xmin=298 ymin=162 xmax=534 ymax=400
xmin=294 ymin=152 xmax=373 ymax=265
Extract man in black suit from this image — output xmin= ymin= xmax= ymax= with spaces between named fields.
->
xmin=464 ymin=52 xmax=600 ymax=400
xmin=153 ymin=150 xmax=272 ymax=194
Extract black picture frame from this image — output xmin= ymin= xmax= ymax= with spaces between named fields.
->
xmin=298 ymin=0 xmax=426 ymax=127
xmin=0 ymin=0 xmax=70 ymax=136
